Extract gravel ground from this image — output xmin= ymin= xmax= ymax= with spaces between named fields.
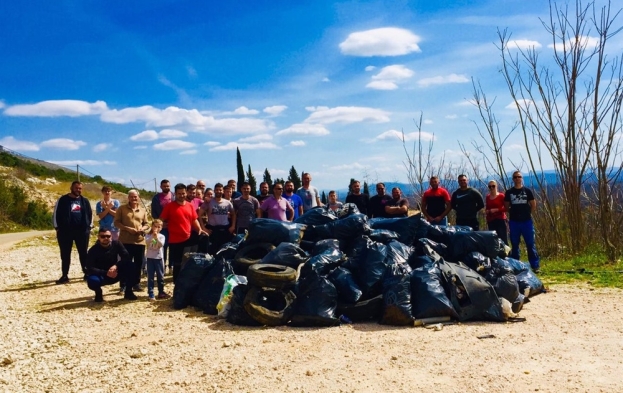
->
xmin=1 ymin=234 xmax=622 ymax=393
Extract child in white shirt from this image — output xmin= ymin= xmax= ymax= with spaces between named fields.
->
xmin=145 ymin=219 xmax=170 ymax=301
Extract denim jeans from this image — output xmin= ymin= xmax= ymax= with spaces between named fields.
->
xmin=509 ymin=219 xmax=540 ymax=269
xmin=86 ymin=259 xmax=136 ymax=295
xmin=146 ymin=258 xmax=165 ymax=297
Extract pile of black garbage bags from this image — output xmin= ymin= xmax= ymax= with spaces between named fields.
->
xmin=172 ymin=203 xmax=544 ymax=327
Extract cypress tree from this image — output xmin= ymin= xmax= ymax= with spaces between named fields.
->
xmin=263 ymin=168 xmax=273 ymax=187
xmin=247 ymin=164 xmax=257 ymax=196
xmin=288 ymin=166 xmax=302 ymax=190
xmin=236 ymin=148 xmax=244 ymax=192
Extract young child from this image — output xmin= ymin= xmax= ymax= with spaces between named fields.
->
xmin=328 ymin=190 xmax=343 ymax=211
xmin=145 ymin=219 xmax=170 ymax=301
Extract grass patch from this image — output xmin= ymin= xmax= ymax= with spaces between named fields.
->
xmin=541 ymin=247 xmax=623 ymax=288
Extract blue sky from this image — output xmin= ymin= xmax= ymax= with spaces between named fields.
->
xmin=0 ymin=1 xmax=594 ymax=192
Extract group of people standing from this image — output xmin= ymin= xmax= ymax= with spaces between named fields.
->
xmin=52 ymin=169 xmax=540 ymax=303
xmin=419 ymin=171 xmax=540 ymax=272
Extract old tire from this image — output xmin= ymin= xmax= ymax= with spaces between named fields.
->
xmin=233 ymin=243 xmax=275 ymax=275
xmin=243 ymin=286 xmax=296 ymax=326
xmin=247 ymin=264 xmax=297 ymax=289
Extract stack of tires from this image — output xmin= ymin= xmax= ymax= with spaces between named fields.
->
xmin=232 ymin=241 xmax=301 ymax=326
xmin=242 ymin=264 xmax=298 ymax=326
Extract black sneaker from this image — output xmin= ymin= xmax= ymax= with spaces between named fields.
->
xmin=83 ymin=274 xmax=88 ymax=281
xmin=533 ymin=268 xmax=541 ymax=274
xmin=56 ymin=275 xmax=70 ymax=285
xmin=124 ymin=291 xmax=138 ymax=301
xmin=94 ymin=291 xmax=104 ymax=302
xmin=132 ymin=284 xmax=143 ymax=292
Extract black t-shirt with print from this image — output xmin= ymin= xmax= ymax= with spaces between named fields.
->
xmin=504 ymin=186 xmax=534 ymax=221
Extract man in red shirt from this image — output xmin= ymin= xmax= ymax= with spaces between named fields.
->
xmin=160 ymin=183 xmax=207 ymax=282
xmin=421 ymin=176 xmax=452 ymax=226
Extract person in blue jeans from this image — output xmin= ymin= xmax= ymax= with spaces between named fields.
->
xmin=145 ymin=219 xmax=171 ymax=301
xmin=504 ymin=171 xmax=540 ymax=272
xmin=85 ymin=228 xmax=138 ymax=302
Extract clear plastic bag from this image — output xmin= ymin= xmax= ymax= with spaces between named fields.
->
xmin=216 ymin=274 xmax=248 ymax=318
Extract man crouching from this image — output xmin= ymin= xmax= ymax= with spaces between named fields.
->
xmin=86 ymin=228 xmax=139 ymax=302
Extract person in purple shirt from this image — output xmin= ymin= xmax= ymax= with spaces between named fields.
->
xmin=258 ymin=183 xmax=294 ymax=222
xmin=283 ymin=180 xmax=304 ymax=221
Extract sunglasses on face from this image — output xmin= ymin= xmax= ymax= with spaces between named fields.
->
xmin=274 ymin=188 xmax=283 ymax=190
xmin=99 ymin=235 xmax=111 ymax=239
xmin=513 ymin=176 xmax=522 ymax=179
xmin=488 ymin=185 xmax=496 ymax=188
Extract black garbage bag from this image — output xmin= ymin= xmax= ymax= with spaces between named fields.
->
xmin=369 ymin=213 xmax=430 ymax=246
xmin=226 ymin=284 xmax=262 ymax=326
xmin=214 ymin=234 xmax=246 ymax=261
xmin=369 ymin=229 xmax=400 ymax=244
xmin=328 ymin=267 xmax=363 ymax=304
xmin=438 ymin=260 xmax=505 ymax=322
xmin=192 ymin=258 xmax=234 ymax=315
xmin=335 ymin=203 xmax=360 ymax=218
xmin=312 ymin=239 xmax=341 ymax=256
xmin=461 ymin=252 xmax=492 ymax=273
xmin=445 ymin=231 xmax=504 ymax=262
xmin=386 ymin=240 xmax=413 ymax=268
xmin=410 ymin=263 xmax=458 ymax=319
xmin=314 ymin=213 xmax=370 ymax=241
xmin=502 ymin=257 xmax=531 ymax=274
xmin=408 ymin=254 xmax=435 ymax=270
xmin=516 ymin=270 xmax=545 ymax=298
xmin=294 ymin=206 xmax=337 ymax=226
xmin=174 ymin=253 xmax=215 ymax=310
xmin=260 ymin=242 xmax=309 ymax=270
xmin=245 ymin=218 xmax=306 ymax=246
xmin=413 ymin=238 xmax=447 ymax=259
xmin=290 ymin=271 xmax=340 ymax=327
xmin=484 ymin=269 xmax=520 ymax=303
xmin=300 ymin=247 xmax=345 ymax=278
xmin=336 ymin=295 xmax=384 ymax=323
xmin=380 ymin=264 xmax=413 ymax=326
xmin=347 ymin=236 xmax=388 ymax=297
xmin=425 ymin=225 xmax=473 ymax=245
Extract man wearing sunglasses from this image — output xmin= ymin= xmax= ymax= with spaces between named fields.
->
xmin=85 ymin=229 xmax=138 ymax=302
xmin=504 ymin=171 xmax=540 ymax=272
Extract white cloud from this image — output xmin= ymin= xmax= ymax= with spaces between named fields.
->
xmin=0 ymin=136 xmax=40 ymax=151
xmin=180 ymin=150 xmax=198 ymax=155
xmin=418 ymin=73 xmax=469 ymax=87
xmin=93 ymin=143 xmax=111 ymax=152
xmin=508 ymin=39 xmax=542 ymax=50
xmin=374 ymin=129 xmax=435 ymax=142
xmin=130 ymin=130 xmax=159 ymax=141
xmin=203 ymin=141 xmax=221 ymax=146
xmin=366 ymin=81 xmax=399 ymax=90
xmin=48 ymin=160 xmax=116 ymax=166
xmin=0 ymin=101 xmax=5 ymax=109
xmin=263 ymin=105 xmax=288 ymax=116
xmin=548 ymin=36 xmax=599 ymax=52
xmin=239 ymin=134 xmax=273 ymax=142
xmin=458 ymin=99 xmax=478 ymax=107
xmin=365 ymin=66 xmax=376 ymax=71
xmin=290 ymin=140 xmax=306 ymax=146
xmin=322 ymin=77 xmax=330 ymax=82
xmin=505 ymin=144 xmax=524 ymax=151
xmin=159 ymin=129 xmax=188 ymax=138
xmin=506 ymin=99 xmax=535 ymax=109
xmin=4 ymin=100 xmax=108 ymax=117
xmin=303 ymin=106 xmax=391 ymax=124
xmin=133 ymin=146 xmax=147 ymax=150
xmin=331 ymin=162 xmax=368 ymax=171
xmin=101 ymin=105 xmax=274 ymax=134
xmin=40 ymin=138 xmax=87 ymax=150
xmin=233 ymin=106 xmax=259 ymax=115
xmin=305 ymin=106 xmax=329 ymax=112
xmin=186 ymin=66 xmax=197 ymax=78
xmin=445 ymin=114 xmax=458 ymax=119
xmin=209 ymin=142 xmax=280 ymax=151
xmin=153 ymin=140 xmax=196 ymax=151
xmin=339 ymin=27 xmax=421 ymax=57
xmin=424 ymin=119 xmax=433 ymax=124
xmin=268 ymin=168 xmax=287 ymax=176
xmin=276 ymin=123 xmax=330 ymax=136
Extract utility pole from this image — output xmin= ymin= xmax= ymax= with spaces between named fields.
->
xmin=77 ymin=165 xmax=80 ymax=181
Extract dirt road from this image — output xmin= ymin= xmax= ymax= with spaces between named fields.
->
xmin=0 ymin=236 xmax=622 ymax=392
xmin=0 ymin=230 xmax=55 ymax=251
